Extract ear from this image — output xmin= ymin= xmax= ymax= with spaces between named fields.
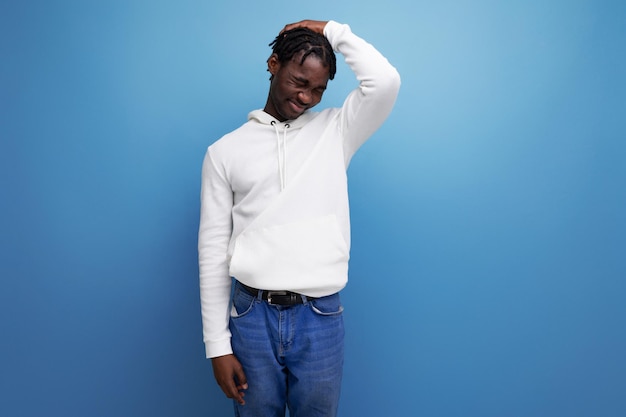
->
xmin=267 ymin=53 xmax=281 ymax=76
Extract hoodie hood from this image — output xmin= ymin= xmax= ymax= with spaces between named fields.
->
xmin=248 ymin=109 xmax=317 ymax=130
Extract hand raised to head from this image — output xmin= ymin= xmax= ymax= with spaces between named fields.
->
xmin=280 ymin=20 xmax=328 ymax=36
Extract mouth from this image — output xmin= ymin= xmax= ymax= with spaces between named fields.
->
xmin=288 ymin=100 xmax=305 ymax=115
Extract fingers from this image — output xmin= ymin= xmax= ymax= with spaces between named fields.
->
xmin=233 ymin=368 xmax=248 ymax=405
xmin=212 ymin=354 xmax=248 ymax=405
xmin=235 ymin=365 xmax=248 ymax=391
xmin=220 ymin=375 xmax=246 ymax=405
xmin=280 ymin=20 xmax=327 ymax=35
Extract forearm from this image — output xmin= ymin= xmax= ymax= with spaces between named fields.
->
xmin=199 ymin=268 xmax=232 ymax=357
xmin=324 ymin=21 xmax=401 ymax=160
xmin=325 ymin=21 xmax=400 ymax=95
xmin=198 ymin=149 xmax=234 ymax=358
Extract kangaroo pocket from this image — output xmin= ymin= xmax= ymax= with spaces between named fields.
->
xmin=229 ymin=214 xmax=349 ymax=297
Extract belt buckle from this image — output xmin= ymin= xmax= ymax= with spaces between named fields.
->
xmin=266 ymin=291 xmax=289 ymax=305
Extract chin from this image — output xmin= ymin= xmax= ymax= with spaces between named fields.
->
xmin=279 ymin=112 xmax=300 ymax=121
xmin=283 ymin=102 xmax=307 ymax=120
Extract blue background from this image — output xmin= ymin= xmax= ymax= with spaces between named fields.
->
xmin=1 ymin=0 xmax=624 ymax=416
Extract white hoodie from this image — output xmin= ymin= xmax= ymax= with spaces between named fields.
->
xmin=199 ymin=21 xmax=401 ymax=358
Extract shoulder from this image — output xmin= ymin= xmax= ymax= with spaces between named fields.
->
xmin=208 ymin=120 xmax=256 ymax=156
xmin=307 ymin=107 xmax=341 ymax=126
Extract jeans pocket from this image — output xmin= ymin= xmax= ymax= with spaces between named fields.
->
xmin=230 ymin=288 xmax=256 ymax=319
xmin=310 ymin=294 xmax=344 ymax=316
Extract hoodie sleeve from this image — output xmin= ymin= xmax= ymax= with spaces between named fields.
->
xmin=324 ymin=21 xmax=401 ymax=166
xmin=198 ymin=147 xmax=234 ymax=358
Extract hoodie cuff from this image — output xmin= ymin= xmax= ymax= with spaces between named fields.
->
xmin=205 ymin=339 xmax=233 ymax=359
xmin=323 ymin=20 xmax=349 ymax=51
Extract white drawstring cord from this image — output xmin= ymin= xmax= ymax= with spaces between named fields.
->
xmin=283 ymin=123 xmax=289 ymax=189
xmin=271 ymin=121 xmax=290 ymax=191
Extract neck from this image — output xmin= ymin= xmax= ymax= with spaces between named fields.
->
xmin=263 ymin=97 xmax=285 ymax=122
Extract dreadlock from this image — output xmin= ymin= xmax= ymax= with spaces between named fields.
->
xmin=268 ymin=27 xmax=337 ymax=80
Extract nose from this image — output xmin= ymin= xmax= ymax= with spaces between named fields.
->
xmin=297 ymin=90 xmax=312 ymax=105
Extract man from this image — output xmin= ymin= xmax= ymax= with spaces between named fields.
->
xmin=198 ymin=19 xmax=400 ymax=417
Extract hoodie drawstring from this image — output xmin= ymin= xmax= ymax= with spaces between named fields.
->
xmin=271 ymin=121 xmax=290 ymax=191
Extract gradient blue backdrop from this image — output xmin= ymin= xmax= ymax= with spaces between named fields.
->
xmin=1 ymin=1 xmax=624 ymax=416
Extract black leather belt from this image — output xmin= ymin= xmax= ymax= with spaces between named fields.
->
xmin=239 ymin=282 xmax=314 ymax=306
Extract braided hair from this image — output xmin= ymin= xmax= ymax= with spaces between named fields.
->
xmin=268 ymin=27 xmax=337 ymax=80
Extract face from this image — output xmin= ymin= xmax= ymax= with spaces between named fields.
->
xmin=264 ymin=52 xmax=330 ymax=122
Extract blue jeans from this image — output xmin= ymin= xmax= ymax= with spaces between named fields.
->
xmin=229 ymin=281 xmax=345 ymax=417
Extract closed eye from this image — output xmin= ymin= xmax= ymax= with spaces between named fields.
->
xmin=292 ymin=77 xmax=308 ymax=87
